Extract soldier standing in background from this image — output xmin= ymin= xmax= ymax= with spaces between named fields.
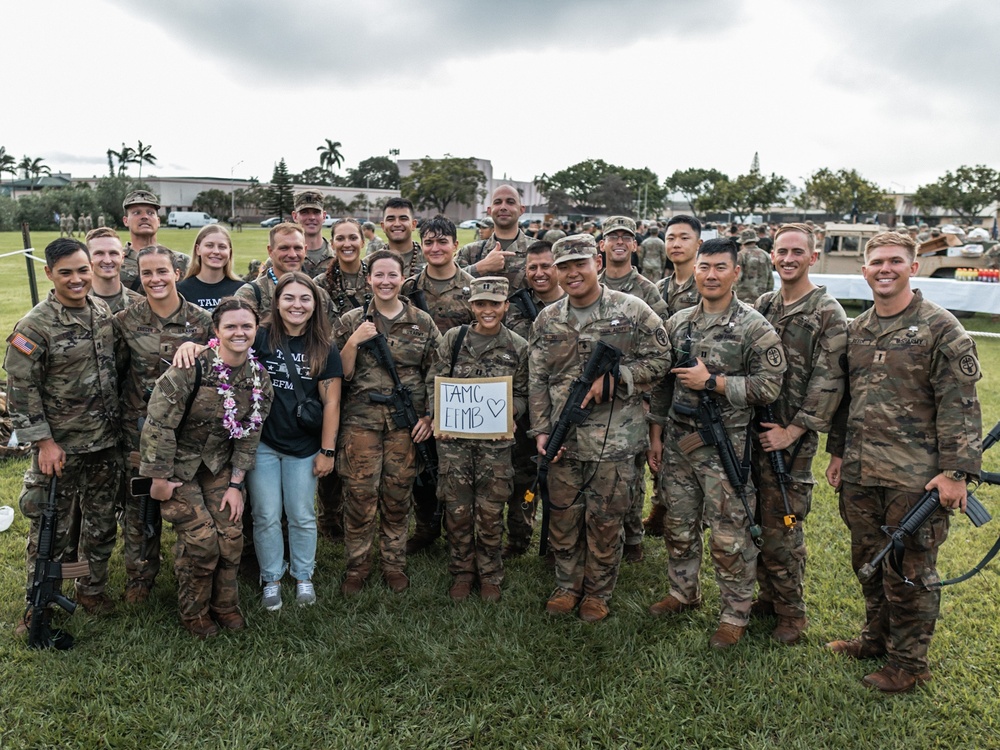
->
xmin=378 ymin=198 xmax=425 ymax=278
xmin=261 ymin=191 xmax=334 ymax=278
xmin=120 ymin=190 xmax=190 ymax=292
xmin=362 ymin=222 xmax=386 ymax=254
xmin=638 ymin=224 xmax=668 ymax=281
xmin=65 ymin=213 xmax=76 ymax=238
xmin=751 ymin=224 xmax=848 ymax=645
xmin=825 ymin=231 xmax=982 ymax=693
xmin=736 ymin=228 xmax=775 ymax=302
xmin=457 ymin=185 xmax=533 ymax=291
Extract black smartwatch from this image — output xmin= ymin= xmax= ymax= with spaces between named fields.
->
xmin=319 ymin=448 xmax=336 ymax=457
xmin=228 ymin=481 xmax=245 ymax=491
xmin=704 ymin=374 xmax=717 ymax=392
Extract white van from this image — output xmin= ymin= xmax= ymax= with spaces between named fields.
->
xmin=167 ymin=211 xmax=219 ymax=229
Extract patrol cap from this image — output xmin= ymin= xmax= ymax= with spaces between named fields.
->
xmin=602 ymin=216 xmax=636 ymax=236
xmin=479 ymin=216 xmax=495 ymax=228
xmin=738 ymin=228 xmax=758 ymax=245
xmin=552 ymin=233 xmax=599 ymax=264
xmin=294 ymin=190 xmax=325 ymax=212
xmin=469 ymin=275 xmax=509 ymax=302
xmin=122 ymin=190 xmax=160 ymax=210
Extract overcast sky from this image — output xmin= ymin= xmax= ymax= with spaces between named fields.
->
xmin=5 ymin=0 xmax=997 ymax=195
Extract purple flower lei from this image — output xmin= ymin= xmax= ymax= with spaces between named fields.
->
xmin=208 ymin=338 xmax=264 ymax=439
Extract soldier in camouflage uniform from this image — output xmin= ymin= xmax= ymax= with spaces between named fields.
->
xmin=735 ymin=228 xmax=774 ymax=302
xmin=260 ymin=191 xmax=335 ymax=278
xmin=333 ymin=250 xmax=441 ymax=595
xmin=638 ymin=229 xmax=668 ymax=281
xmin=83 ymin=214 xmax=93 ymax=234
xmin=115 ymin=245 xmax=213 ymax=603
xmin=120 ymin=190 xmax=190 ymax=293
xmin=6 ymin=238 xmax=122 ymax=627
xmin=647 ymin=237 xmax=785 ymax=649
xmin=97 ymin=214 xmax=106 ymax=228
xmin=597 ymin=216 xmax=670 ymax=563
xmin=503 ymin=241 xmax=566 ymax=557
xmin=64 ymin=213 xmax=76 ymax=238
xmin=750 ymin=224 xmax=848 ymax=644
xmin=826 ymin=231 xmax=982 ymax=693
xmin=140 ymin=298 xmax=272 ymax=638
xmin=456 ymin=185 xmax=533 ymax=291
xmin=401 ymin=216 xmax=474 ymax=553
xmin=646 ymin=216 xmax=704 ymax=536
xmin=428 ymin=277 xmax=529 ymax=601
xmin=362 ymin=222 xmax=386 ymax=255
xmin=380 ymin=198 xmax=425 ymax=278
xmin=87 ymin=227 xmax=142 ymax=314
xmin=530 ymin=234 xmax=671 ymax=622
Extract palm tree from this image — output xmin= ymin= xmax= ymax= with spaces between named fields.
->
xmin=317 ymin=138 xmax=344 ymax=180
xmin=132 ymin=140 xmax=157 ymax=180
xmin=109 ymin=143 xmax=134 ymax=176
xmin=17 ymin=156 xmax=50 ymax=183
xmin=0 ymin=147 xmax=16 ymax=184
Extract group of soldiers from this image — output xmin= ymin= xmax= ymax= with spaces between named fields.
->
xmin=7 ymin=185 xmax=983 ymax=694
xmin=57 ymin=211 xmax=105 ymax=238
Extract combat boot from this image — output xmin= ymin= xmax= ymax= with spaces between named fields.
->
xmin=623 ymin=543 xmax=643 ymax=563
xmin=123 ymin=580 xmax=152 ymax=604
xmin=213 ymin=609 xmax=246 ymax=631
xmin=642 ymin=504 xmax=666 ymax=537
xmin=579 ymin=596 xmax=610 ymax=623
xmin=405 ymin=527 xmax=439 ymax=555
xmin=182 ymin=615 xmax=219 ymax=640
xmin=771 ymin=616 xmax=808 ymax=644
xmin=77 ymin=591 xmax=116 ymax=616
xmin=709 ymin=623 xmax=746 ymax=650
xmin=545 ymin=590 xmax=579 ymax=615
xmin=825 ymin=637 xmax=886 ymax=660
xmin=479 ymin=583 xmax=502 ymax=603
xmin=501 ymin=542 xmax=529 ymax=560
xmin=384 ymin=570 xmax=410 ymax=594
xmin=340 ymin=570 xmax=369 ymax=597
xmin=862 ymin=664 xmax=932 ymax=694
xmin=449 ymin=575 xmax=474 ymax=602
xmin=13 ymin=610 xmax=32 ymax=636
xmin=648 ymin=594 xmax=700 ymax=617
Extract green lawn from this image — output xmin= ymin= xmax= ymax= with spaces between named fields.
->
xmin=1 ymin=230 xmax=999 ymax=748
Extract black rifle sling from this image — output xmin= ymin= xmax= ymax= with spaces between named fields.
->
xmin=449 ymin=325 xmax=470 ymax=378
xmin=278 ymin=341 xmax=310 ymax=408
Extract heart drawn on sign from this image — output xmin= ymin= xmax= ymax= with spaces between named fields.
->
xmin=487 ymin=399 xmax=504 ymax=418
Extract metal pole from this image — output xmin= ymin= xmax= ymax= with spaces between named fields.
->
xmin=21 ymin=222 xmax=38 ymax=307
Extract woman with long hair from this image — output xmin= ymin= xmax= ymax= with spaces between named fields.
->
xmin=247 ymin=272 xmax=342 ymax=610
xmin=178 ymin=225 xmax=246 ymax=312
xmin=317 ymin=218 xmax=371 ymax=319
xmin=333 ymin=250 xmax=441 ymax=595
xmin=140 ymin=297 xmax=273 ymax=638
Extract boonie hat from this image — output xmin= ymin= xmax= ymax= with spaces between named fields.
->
xmin=738 ymin=228 xmax=758 ymax=245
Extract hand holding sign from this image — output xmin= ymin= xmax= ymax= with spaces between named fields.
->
xmin=434 ymin=376 xmax=514 ymax=440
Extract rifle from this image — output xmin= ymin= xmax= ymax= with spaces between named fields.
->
xmin=755 ymin=404 xmax=797 ymax=528
xmin=26 ymin=476 xmax=90 ymax=650
xmin=858 ymin=488 xmax=991 ymax=586
xmin=508 ymin=287 xmax=538 ymax=322
xmin=525 ymin=340 xmax=623 ymax=556
xmin=359 ymin=331 xmax=438 ymax=487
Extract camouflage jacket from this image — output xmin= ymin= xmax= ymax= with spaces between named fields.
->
xmin=385 ymin=241 xmax=426 ymax=279
xmin=333 ymin=299 xmax=442 ymax=430
xmin=528 ymin=288 xmax=671 ymax=461
xmin=504 ymin=290 xmax=565 ymax=340
xmin=827 ymin=290 xmax=982 ymax=491
xmin=736 ymin=246 xmax=774 ymax=303
xmin=114 ymin=296 xmax=214 ymax=448
xmin=600 ymin=267 xmax=670 ymax=321
xmin=4 ymin=292 xmax=120 ymax=453
xmin=428 ymin=324 xmax=529 ymax=449
xmin=455 ymin=230 xmax=534 ymax=291
xmin=90 ymin=285 xmax=142 ymax=314
xmin=401 ymin=267 xmax=475 ymax=334
xmin=139 ymin=349 xmax=273 ymax=481
xmin=121 ymin=242 xmax=191 ymax=293
xmin=365 ymin=236 xmax=387 ymax=255
xmin=753 ymin=286 xmax=848 ymax=461
xmin=314 ymin=261 xmax=372 ymax=320
xmin=650 ymin=293 xmax=785 ymax=431
xmin=235 ymin=270 xmax=337 ymax=324
xmin=262 ymin=238 xmax=335 ymax=278
xmin=637 ymin=236 xmax=667 ymax=281
xmin=656 ymin=273 xmax=701 ymax=317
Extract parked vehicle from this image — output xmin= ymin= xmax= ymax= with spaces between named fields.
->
xmin=260 ymin=217 xmax=281 ymax=228
xmin=167 ymin=211 xmax=218 ymax=229
xmin=458 ymin=219 xmax=482 ymax=229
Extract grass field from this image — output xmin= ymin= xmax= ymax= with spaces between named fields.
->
xmin=1 ymin=229 xmax=1000 ymax=748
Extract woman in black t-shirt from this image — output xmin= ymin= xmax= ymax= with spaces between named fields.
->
xmin=177 ymin=225 xmax=246 ymax=313
xmin=246 ymin=272 xmax=342 ymax=611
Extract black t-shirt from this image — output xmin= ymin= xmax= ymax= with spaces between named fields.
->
xmin=254 ymin=327 xmax=344 ymax=457
xmin=177 ymin=276 xmax=247 ymax=313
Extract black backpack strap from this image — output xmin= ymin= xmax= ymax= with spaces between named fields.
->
xmin=253 ymin=282 xmax=262 ymax=309
xmin=449 ymin=325 xmax=470 ymax=377
xmin=177 ymin=359 xmax=202 ymax=433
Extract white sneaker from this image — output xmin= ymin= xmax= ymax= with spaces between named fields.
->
xmin=262 ymin=581 xmax=282 ymax=611
xmin=296 ymin=580 xmax=316 ymax=606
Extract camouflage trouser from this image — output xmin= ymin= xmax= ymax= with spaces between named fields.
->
xmin=160 ymin=465 xmax=243 ymax=621
xmin=751 ymin=447 xmax=813 ymax=619
xmin=624 ymin=452 xmax=647 ymax=545
xmin=20 ymin=447 xmax=121 ymax=599
xmin=548 ymin=457 xmax=634 ymax=602
xmin=839 ymin=482 xmax=947 ymax=674
xmin=660 ymin=420 xmax=757 ymax=627
xmin=440 ymin=440 xmax=512 ymax=585
xmin=338 ymin=424 xmax=416 ymax=576
xmin=124 ymin=462 xmax=163 ymax=587
xmin=316 ymin=470 xmax=344 ymax=538
xmin=507 ymin=418 xmax=537 ymax=550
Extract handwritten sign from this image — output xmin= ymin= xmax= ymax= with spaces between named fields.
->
xmin=433 ymin=376 xmax=514 ymax=440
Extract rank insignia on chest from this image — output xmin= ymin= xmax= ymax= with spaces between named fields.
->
xmin=610 ymin=319 xmax=621 ymax=326
xmin=907 ymin=326 xmax=919 ymax=337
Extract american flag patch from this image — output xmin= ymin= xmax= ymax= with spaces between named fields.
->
xmin=9 ymin=332 xmax=38 ymax=356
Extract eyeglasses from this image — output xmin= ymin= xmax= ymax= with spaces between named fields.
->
xmin=605 ymin=232 xmax=634 ymax=243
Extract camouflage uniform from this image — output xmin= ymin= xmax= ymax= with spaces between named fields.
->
xmin=736 ymin=244 xmax=775 ymax=302
xmin=4 ymin=292 xmax=122 ymax=601
xmin=365 ymin=236 xmax=387 ymax=255
xmin=115 ymin=297 xmax=213 ymax=592
xmin=529 ymin=287 xmax=671 ymax=602
xmin=120 ymin=242 xmax=191 ymax=293
xmin=751 ymin=287 xmax=848 ymax=622
xmin=638 ymin=236 xmax=667 ymax=281
xmin=261 ymin=238 xmax=335 ymax=278
xmin=90 ymin=285 xmax=142 ymax=314
xmin=314 ymin=261 xmax=372 ymax=320
xmin=429 ymin=321 xmax=529 ymax=586
xmin=65 ymin=214 xmax=76 ymax=238
xmin=827 ymin=290 xmax=981 ymax=675
xmin=83 ymin=215 xmax=93 ymax=233
xmin=649 ymin=294 xmax=785 ymax=626
xmin=393 ymin=242 xmax=426 ymax=279
xmin=333 ymin=300 xmax=441 ymax=578
xmin=139 ymin=350 xmax=272 ymax=622
xmin=455 ymin=229 xmax=535 ymax=290
xmin=656 ymin=273 xmax=701 ymax=317
xmin=97 ymin=215 xmax=106 ymax=228
xmin=402 ymin=268 xmax=475 ymax=334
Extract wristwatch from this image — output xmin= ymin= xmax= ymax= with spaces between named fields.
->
xmin=319 ymin=448 xmax=336 ymax=457
xmin=228 ymin=481 xmax=245 ymax=491
xmin=704 ymin=374 xmax=717 ymax=392
xmin=942 ymin=470 xmax=967 ymax=482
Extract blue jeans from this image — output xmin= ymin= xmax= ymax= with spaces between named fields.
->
xmin=247 ymin=443 xmax=318 ymax=582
